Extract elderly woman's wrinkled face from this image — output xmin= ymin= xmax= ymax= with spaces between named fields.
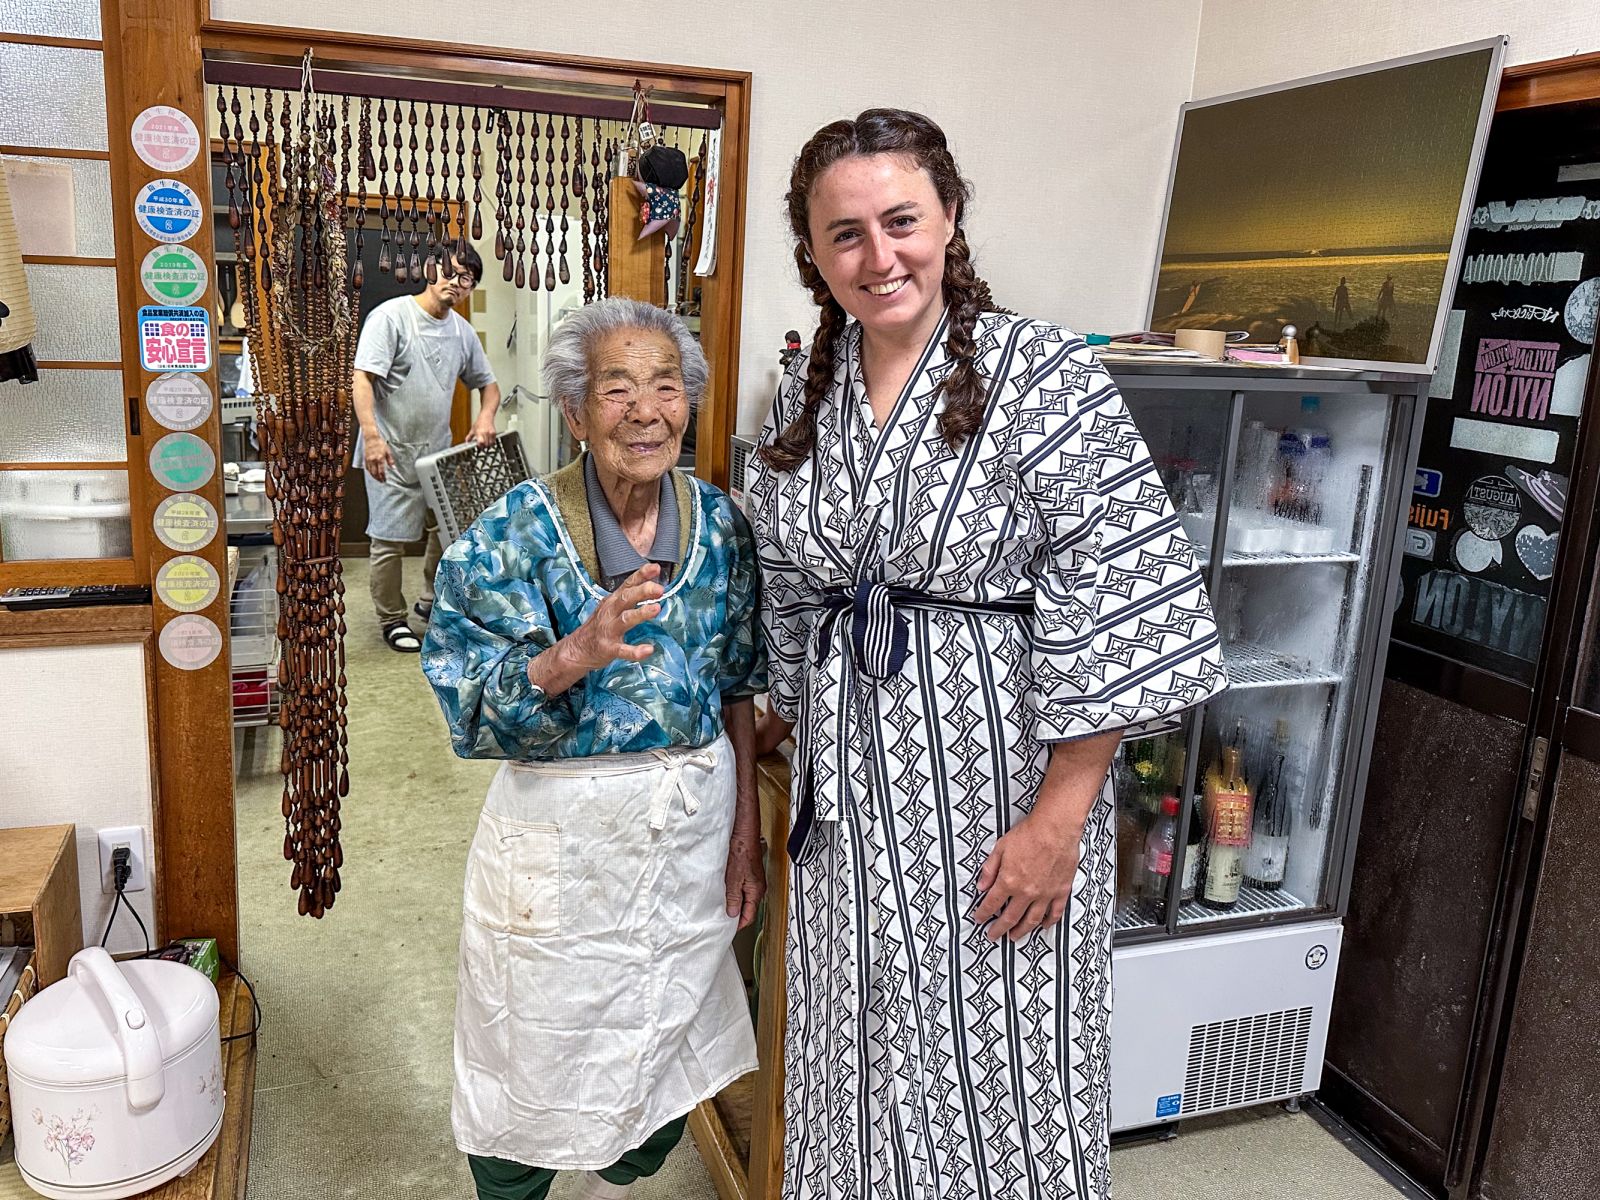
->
xmin=568 ymin=328 xmax=689 ymax=487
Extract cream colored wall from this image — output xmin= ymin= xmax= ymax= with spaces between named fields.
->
xmin=0 ymin=643 xmax=157 ymax=956
xmin=208 ymin=0 xmax=1206 ymax=434
xmin=1192 ymin=2 xmax=1595 ymax=98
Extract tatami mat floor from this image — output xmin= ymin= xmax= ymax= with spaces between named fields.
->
xmin=0 ymin=556 xmax=1408 ymax=1200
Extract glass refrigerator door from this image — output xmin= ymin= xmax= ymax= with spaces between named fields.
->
xmin=1184 ymin=388 xmax=1397 ymax=927
xmin=1112 ymin=387 xmax=1233 ymax=935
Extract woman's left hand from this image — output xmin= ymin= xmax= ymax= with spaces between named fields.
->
xmin=725 ymin=827 xmax=766 ymax=930
xmin=971 ymin=812 xmax=1081 ymax=942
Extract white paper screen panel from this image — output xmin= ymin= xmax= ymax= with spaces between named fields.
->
xmin=0 ymin=43 xmax=107 ymax=150
xmin=0 ymin=0 xmax=102 ymax=40
xmin=22 ymin=263 xmax=121 ymax=361
xmin=0 ymin=642 xmax=156 ymax=957
xmin=3 ymin=155 xmax=115 ymax=257
xmin=0 ymin=368 xmax=126 ymax=461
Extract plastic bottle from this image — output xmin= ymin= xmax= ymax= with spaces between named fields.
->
xmin=1143 ymin=795 xmax=1181 ymax=914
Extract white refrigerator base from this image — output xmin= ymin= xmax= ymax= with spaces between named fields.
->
xmin=1109 ymin=920 xmax=1343 ymax=1132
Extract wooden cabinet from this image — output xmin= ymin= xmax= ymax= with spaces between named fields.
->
xmin=0 ymin=823 xmax=84 ymax=988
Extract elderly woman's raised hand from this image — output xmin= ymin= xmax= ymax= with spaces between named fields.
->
xmin=562 ymin=564 xmax=666 ymax=669
xmin=527 ymin=564 xmax=666 ymax=696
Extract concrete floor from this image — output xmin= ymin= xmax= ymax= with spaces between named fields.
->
xmin=0 ymin=553 xmax=1409 ymax=1200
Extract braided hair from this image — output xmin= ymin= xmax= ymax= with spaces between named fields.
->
xmin=759 ymin=109 xmax=1004 ymax=472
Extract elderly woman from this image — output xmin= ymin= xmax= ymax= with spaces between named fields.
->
xmin=747 ymin=110 xmax=1228 ymax=1199
xmin=422 ymin=297 xmax=766 ymax=1200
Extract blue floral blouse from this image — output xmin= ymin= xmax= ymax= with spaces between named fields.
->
xmin=421 ymin=474 xmax=766 ymax=760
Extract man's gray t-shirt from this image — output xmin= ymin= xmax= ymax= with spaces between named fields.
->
xmin=353 ymin=296 xmax=494 ymax=449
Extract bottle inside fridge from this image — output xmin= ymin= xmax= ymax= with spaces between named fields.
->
xmin=1111 ymin=726 xmax=1191 ymax=931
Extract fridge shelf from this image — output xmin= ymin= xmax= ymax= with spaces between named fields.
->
xmin=1222 ymin=640 xmax=1343 ymax=689
xmin=1115 ymin=904 xmax=1163 ymax=933
xmin=1178 ymin=885 xmax=1309 ymax=926
xmin=1201 ymin=549 xmax=1361 ymax=568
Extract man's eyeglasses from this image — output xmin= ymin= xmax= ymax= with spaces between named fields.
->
xmin=440 ymin=268 xmax=478 ymax=287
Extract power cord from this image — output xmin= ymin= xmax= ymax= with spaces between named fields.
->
xmin=99 ymin=846 xmax=151 ymax=956
xmin=96 ymin=848 xmax=262 ymax=1043
xmin=219 ymin=955 xmax=262 ymax=1044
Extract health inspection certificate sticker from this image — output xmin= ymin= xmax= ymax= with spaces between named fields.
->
xmin=158 ymin=614 xmax=223 ymax=671
xmin=149 ymin=431 xmax=215 ymax=491
xmin=134 ymin=178 xmax=203 ymax=243
xmin=155 ymin=555 xmax=221 ymax=613
xmin=153 ymin=493 xmax=219 ymax=550
xmin=145 ymin=373 xmax=213 ymax=431
xmin=131 ymin=105 xmax=200 ymax=171
xmin=140 ymin=244 xmax=208 ymax=304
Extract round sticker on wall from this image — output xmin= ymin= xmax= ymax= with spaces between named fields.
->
xmin=149 ymin=431 xmax=215 ymax=491
xmin=155 ymin=555 xmax=221 ymax=613
xmin=158 ymin=614 xmax=223 ymax=671
xmin=140 ymin=244 xmax=208 ymax=304
xmin=145 ymin=373 xmax=213 ymax=432
xmin=134 ymin=178 xmax=203 ymax=243
xmin=153 ymin=493 xmax=219 ymax=550
xmin=130 ymin=105 xmax=200 ymax=172
xmin=1463 ymin=475 xmax=1521 ymax=541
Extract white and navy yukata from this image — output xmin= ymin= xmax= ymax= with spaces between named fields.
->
xmin=747 ymin=311 xmax=1228 ymax=1200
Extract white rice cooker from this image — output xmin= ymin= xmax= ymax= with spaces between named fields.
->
xmin=3 ymin=947 xmax=223 ymax=1199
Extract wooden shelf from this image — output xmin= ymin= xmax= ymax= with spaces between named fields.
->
xmin=0 ymin=603 xmax=152 ymax=642
xmin=0 ymin=824 xmax=83 ymax=988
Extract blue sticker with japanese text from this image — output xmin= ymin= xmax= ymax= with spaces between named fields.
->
xmin=134 ymin=178 xmax=203 ymax=243
xmin=1156 ymin=1093 xmax=1182 ymax=1118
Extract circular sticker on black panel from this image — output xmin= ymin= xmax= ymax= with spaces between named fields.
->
xmin=1463 ymin=475 xmax=1520 ymax=541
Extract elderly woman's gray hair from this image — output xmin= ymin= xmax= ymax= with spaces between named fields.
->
xmin=542 ymin=298 xmax=709 ymax=418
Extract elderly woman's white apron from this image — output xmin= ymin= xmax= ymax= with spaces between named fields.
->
xmin=452 ymin=734 xmax=756 ymax=1169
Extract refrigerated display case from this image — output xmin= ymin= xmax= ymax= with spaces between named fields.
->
xmin=1103 ymin=361 xmax=1425 ymax=1133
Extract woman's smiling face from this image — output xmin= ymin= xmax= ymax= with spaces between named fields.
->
xmin=805 ymin=153 xmax=955 ymax=344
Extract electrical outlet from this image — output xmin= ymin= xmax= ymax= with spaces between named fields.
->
xmin=98 ymin=826 xmax=148 ymax=894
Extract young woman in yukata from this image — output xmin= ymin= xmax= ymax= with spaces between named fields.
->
xmin=747 ymin=109 xmax=1229 ymax=1200
xmin=423 ymin=299 xmax=767 ymax=1200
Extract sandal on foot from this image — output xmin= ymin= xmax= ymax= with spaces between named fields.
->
xmin=382 ymin=622 xmax=421 ymax=652
xmin=413 ymin=599 xmax=434 ymax=621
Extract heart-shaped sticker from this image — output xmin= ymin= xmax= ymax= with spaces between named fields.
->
xmin=1515 ymin=525 xmax=1558 ymax=581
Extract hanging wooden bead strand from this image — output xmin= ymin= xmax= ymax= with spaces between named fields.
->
xmin=494 ymin=110 xmax=511 ymax=279
xmin=406 ymin=99 xmax=423 ymax=282
xmin=576 ymin=117 xmax=593 ymax=303
xmin=470 ymin=107 xmax=485 ymax=244
xmin=422 ymin=101 xmax=439 ymax=280
xmin=452 ymin=105 xmax=469 ymax=258
xmin=593 ymin=131 xmax=610 ymax=299
xmin=355 ymin=96 xmax=372 ymax=291
xmin=237 ymin=55 xmax=357 ymax=919
xmin=527 ymin=110 xmax=543 ymax=292
xmin=678 ymin=130 xmax=708 ymax=307
xmin=513 ymin=111 xmax=529 ymax=289
xmin=558 ymin=114 xmax=572 ymax=287
xmin=376 ymin=99 xmax=392 ymax=274
xmin=542 ymin=113 xmax=558 ymax=291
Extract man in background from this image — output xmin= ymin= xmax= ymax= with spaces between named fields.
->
xmin=353 ymin=245 xmax=501 ymax=652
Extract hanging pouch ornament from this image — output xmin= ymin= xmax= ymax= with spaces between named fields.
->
xmin=627 ymin=83 xmax=685 ymax=241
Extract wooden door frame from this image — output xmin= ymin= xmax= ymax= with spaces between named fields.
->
xmin=110 ymin=0 xmax=753 ymax=1070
